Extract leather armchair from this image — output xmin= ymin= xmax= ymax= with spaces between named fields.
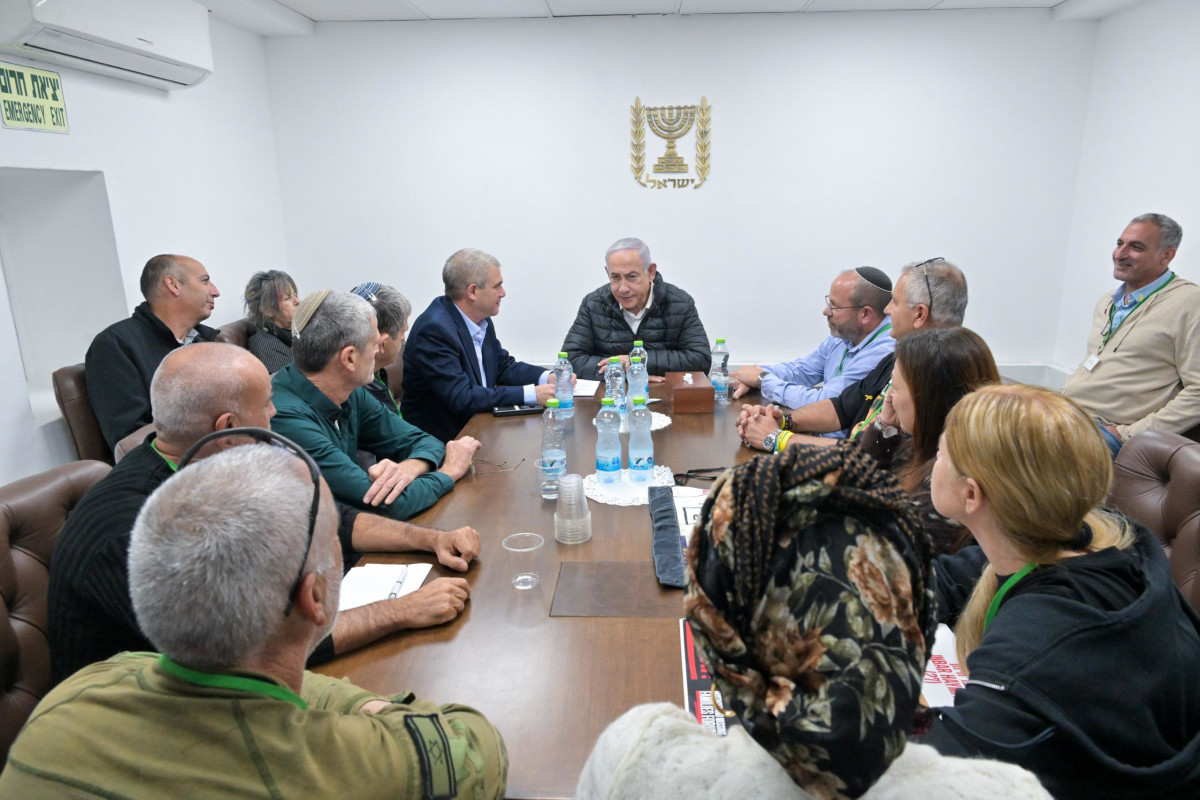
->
xmin=0 ymin=460 xmax=110 ymax=762
xmin=51 ymin=364 xmax=113 ymax=465
xmin=114 ymin=423 xmax=155 ymax=463
xmin=216 ymin=317 xmax=255 ymax=349
xmin=1107 ymin=431 xmax=1200 ymax=613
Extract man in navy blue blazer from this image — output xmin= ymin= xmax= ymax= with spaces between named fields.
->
xmin=402 ymin=249 xmax=559 ymax=442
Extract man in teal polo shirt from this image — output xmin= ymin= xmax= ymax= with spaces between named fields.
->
xmin=271 ymin=289 xmax=480 ymax=519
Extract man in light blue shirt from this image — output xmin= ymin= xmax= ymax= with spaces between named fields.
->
xmin=731 ymin=267 xmax=894 ymax=438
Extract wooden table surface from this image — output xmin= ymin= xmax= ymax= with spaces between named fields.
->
xmin=314 ymin=386 xmax=757 ymax=799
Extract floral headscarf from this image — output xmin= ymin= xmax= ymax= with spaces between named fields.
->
xmin=685 ymin=442 xmax=937 ymax=800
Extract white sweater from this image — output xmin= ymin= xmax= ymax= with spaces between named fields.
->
xmin=576 ymin=703 xmax=1053 ymax=800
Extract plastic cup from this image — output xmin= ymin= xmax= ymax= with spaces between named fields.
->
xmin=501 ymin=532 xmax=544 ymax=590
xmin=554 ymin=474 xmax=592 ymax=544
xmin=535 ymin=458 xmax=564 ymax=501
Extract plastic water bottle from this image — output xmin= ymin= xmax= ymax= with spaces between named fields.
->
xmin=540 ymin=398 xmax=566 ymax=499
xmin=595 ymin=398 xmax=622 ymax=484
xmin=627 ymin=356 xmax=649 ymax=402
xmin=628 ymin=396 xmax=654 ymax=484
xmin=604 ymin=356 xmax=627 ymax=417
xmin=710 ymin=338 xmax=730 ymax=406
xmin=630 ymin=340 xmax=648 ymax=366
xmin=553 ymin=351 xmax=574 ymax=419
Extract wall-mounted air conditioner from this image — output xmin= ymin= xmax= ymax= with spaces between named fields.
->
xmin=0 ymin=0 xmax=213 ymax=91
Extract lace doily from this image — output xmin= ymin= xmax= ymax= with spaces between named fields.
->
xmin=583 ymin=465 xmax=675 ymax=506
xmin=592 ymin=411 xmax=672 ymax=433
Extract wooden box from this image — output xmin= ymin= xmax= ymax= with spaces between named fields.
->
xmin=664 ymin=371 xmax=714 ymax=414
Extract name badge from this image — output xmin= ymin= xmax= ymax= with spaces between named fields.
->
xmin=1083 ymin=354 xmax=1100 ymax=371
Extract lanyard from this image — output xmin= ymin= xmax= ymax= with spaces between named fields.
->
xmin=983 ymin=563 xmax=1036 ymax=632
xmin=834 ymin=324 xmax=892 ymax=378
xmin=150 ymin=439 xmax=179 ymax=472
xmin=158 ymin=655 xmax=308 ymax=711
xmin=1099 ymin=273 xmax=1174 ymax=353
xmin=849 ymin=380 xmax=891 ymax=440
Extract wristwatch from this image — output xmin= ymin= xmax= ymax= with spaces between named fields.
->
xmin=763 ymin=430 xmax=781 ymax=451
xmin=757 ymin=369 xmax=770 ymax=388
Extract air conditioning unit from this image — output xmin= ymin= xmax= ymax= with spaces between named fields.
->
xmin=0 ymin=0 xmax=213 ymax=91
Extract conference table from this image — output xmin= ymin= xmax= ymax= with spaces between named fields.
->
xmin=313 ymin=385 xmax=757 ymax=799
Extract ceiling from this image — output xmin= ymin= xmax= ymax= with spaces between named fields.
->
xmin=202 ymin=0 xmax=1152 ymax=36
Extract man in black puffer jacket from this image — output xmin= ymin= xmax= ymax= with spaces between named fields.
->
xmin=561 ymin=237 xmax=711 ymax=380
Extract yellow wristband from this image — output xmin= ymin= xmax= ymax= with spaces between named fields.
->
xmin=776 ymin=431 xmax=793 ymax=452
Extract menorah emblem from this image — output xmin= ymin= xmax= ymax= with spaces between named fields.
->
xmin=646 ymin=104 xmax=697 ymax=174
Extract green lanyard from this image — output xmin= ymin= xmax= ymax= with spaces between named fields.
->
xmin=983 ymin=563 xmax=1036 ymax=632
xmin=158 ymin=655 xmax=308 ymax=711
xmin=150 ymin=439 xmax=179 ymax=472
xmin=834 ymin=324 xmax=892 ymax=378
xmin=1099 ymin=273 xmax=1174 ymax=352
xmin=849 ymin=380 xmax=891 ymax=440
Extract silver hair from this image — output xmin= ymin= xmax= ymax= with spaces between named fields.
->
xmin=605 ymin=238 xmax=652 ymax=272
xmin=368 ymin=285 xmax=411 ymax=338
xmin=1130 ymin=213 xmax=1183 ymax=251
xmin=443 ymin=249 xmax=499 ymax=301
xmin=129 ymin=444 xmax=336 ymax=671
xmin=899 ymin=259 xmax=968 ymax=328
xmin=244 ymin=270 xmax=298 ymax=329
xmin=292 ymin=290 xmax=375 ymax=373
xmin=151 ymin=343 xmax=254 ymax=444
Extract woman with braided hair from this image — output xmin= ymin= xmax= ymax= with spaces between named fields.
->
xmin=925 ymin=384 xmax=1200 ymax=798
xmin=577 ymin=442 xmax=1051 ymax=800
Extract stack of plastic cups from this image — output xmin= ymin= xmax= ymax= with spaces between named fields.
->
xmin=554 ymin=473 xmax=592 ymax=544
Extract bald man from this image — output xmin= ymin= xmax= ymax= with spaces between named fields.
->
xmin=49 ymin=343 xmax=480 ymax=684
xmin=85 ymin=254 xmax=222 ymax=449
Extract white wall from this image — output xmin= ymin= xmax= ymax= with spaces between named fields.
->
xmin=1055 ymin=0 xmax=1200 ymax=369
xmin=265 ymin=10 xmax=1096 ymax=368
xmin=0 ymin=18 xmax=288 ymax=482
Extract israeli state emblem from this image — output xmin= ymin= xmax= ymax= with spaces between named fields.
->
xmin=631 ymin=96 xmax=711 ymax=189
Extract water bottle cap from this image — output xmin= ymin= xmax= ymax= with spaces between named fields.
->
xmin=631 ymin=356 xmax=642 ymax=363
xmin=558 ymin=351 xmax=568 ymax=358
xmin=632 ymin=396 xmax=646 ymax=404
xmin=601 ymin=397 xmax=614 ymax=406
xmin=546 ymin=398 xmax=559 ymax=408
xmin=715 ymin=338 xmax=726 ymax=344
xmin=633 ymin=340 xmax=643 ymax=347
xmin=608 ymin=356 xmax=620 ymax=363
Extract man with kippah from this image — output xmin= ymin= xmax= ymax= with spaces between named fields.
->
xmin=272 ymin=290 xmax=480 ymax=520
xmin=730 ymin=267 xmax=894 ymax=438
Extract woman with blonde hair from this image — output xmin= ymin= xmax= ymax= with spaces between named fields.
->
xmin=925 ymin=384 xmax=1200 ymax=798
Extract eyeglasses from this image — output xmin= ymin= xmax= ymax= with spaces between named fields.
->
xmin=912 ymin=257 xmax=943 ymax=320
xmin=824 ymin=296 xmax=867 ymax=312
xmin=178 ymin=427 xmax=322 ymax=617
xmin=471 ymin=456 xmax=525 ymax=475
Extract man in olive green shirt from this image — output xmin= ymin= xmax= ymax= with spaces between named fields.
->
xmin=0 ymin=443 xmax=507 ymax=799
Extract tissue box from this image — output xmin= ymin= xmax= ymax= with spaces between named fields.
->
xmin=665 ymin=372 xmax=714 ymax=413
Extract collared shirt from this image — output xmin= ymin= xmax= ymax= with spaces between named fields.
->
xmin=180 ymin=327 xmax=202 ymax=345
xmin=454 ymin=305 xmax=548 ymax=405
xmin=1110 ymin=270 xmax=1174 ymax=335
xmin=761 ymin=317 xmax=896 ymax=437
xmin=622 ymin=286 xmax=655 ymax=334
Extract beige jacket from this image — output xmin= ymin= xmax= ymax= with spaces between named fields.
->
xmin=1061 ymin=275 xmax=1200 ymax=440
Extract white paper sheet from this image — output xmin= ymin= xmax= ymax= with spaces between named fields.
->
xmin=338 ymin=563 xmax=433 ymax=611
xmin=922 ymin=623 xmax=967 ymax=708
xmin=573 ymin=379 xmax=601 ymax=397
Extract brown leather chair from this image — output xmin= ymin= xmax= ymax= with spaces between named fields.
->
xmin=114 ymin=423 xmax=155 ymax=463
xmin=216 ymin=317 xmax=255 ymax=349
xmin=1107 ymin=430 xmax=1200 ymax=613
xmin=51 ymin=364 xmax=113 ymax=465
xmin=0 ymin=460 xmax=111 ymax=762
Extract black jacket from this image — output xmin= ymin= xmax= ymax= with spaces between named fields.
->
xmin=926 ymin=524 xmax=1200 ymax=798
xmin=561 ymin=272 xmax=711 ymax=380
xmin=830 ymin=353 xmax=894 ymax=429
xmin=84 ymin=302 xmax=218 ymax=449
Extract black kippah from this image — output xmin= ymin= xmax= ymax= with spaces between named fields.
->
xmin=855 ymin=266 xmax=892 ymax=293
